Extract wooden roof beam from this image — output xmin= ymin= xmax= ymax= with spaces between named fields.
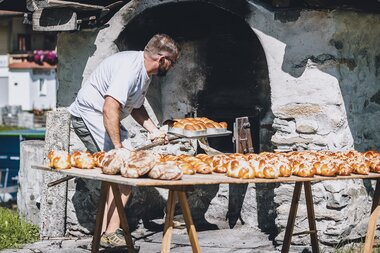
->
xmin=27 ymin=0 xmax=106 ymax=11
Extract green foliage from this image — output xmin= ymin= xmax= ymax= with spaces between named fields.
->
xmin=0 ymin=207 xmax=39 ymax=250
xmin=0 ymin=125 xmax=26 ymax=132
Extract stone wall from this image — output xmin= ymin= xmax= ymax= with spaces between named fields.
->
xmin=42 ymin=0 xmax=380 ymax=250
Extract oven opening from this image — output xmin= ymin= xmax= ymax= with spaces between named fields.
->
xmin=116 ymin=2 xmax=272 ymax=153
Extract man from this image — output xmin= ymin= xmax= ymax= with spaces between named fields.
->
xmin=68 ymin=34 xmax=180 ymax=248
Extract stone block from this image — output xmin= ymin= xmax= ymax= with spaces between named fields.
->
xmin=18 ymin=140 xmax=45 ymax=226
xmin=17 ymin=112 xmax=34 ymax=129
xmin=272 ymin=104 xmax=322 ymax=119
xmin=295 ymin=119 xmax=318 ymax=134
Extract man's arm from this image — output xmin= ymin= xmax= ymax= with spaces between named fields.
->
xmin=130 ymin=105 xmax=158 ymax=133
xmin=103 ymin=96 xmax=123 ymax=149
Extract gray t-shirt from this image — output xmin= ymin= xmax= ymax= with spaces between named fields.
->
xmin=68 ymin=51 xmax=151 ymax=151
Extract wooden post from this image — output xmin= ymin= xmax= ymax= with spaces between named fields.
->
xmin=91 ymin=182 xmax=109 ymax=253
xmin=304 ymin=182 xmax=319 ymax=253
xmin=363 ymin=179 xmax=380 ymax=253
xmin=177 ymin=191 xmax=201 ymax=253
xmin=282 ymin=182 xmax=302 ymax=253
xmin=233 ymin=117 xmax=254 ymax=154
xmin=111 ymin=184 xmax=135 ymax=253
xmin=161 ymin=190 xmax=177 ymax=253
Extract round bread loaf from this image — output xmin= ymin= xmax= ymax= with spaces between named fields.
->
xmin=205 ymin=122 xmax=216 ymax=129
xmin=173 ymin=121 xmax=185 ymax=129
xmin=122 ymin=150 xmax=157 ymax=178
xmin=148 ymin=162 xmax=183 ymax=180
xmin=219 ymin=122 xmax=228 ymax=129
xmin=102 ymin=149 xmax=130 ymax=175
xmin=184 ymin=124 xmax=196 ymax=131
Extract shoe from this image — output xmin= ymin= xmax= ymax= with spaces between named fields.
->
xmin=100 ymin=229 xmax=127 ymax=248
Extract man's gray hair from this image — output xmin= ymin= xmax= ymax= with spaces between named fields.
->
xmin=144 ymin=34 xmax=180 ymax=60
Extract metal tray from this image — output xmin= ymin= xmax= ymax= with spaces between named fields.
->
xmin=168 ymin=127 xmax=232 ymax=138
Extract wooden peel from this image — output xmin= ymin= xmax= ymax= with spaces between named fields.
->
xmin=134 ymin=136 xmax=181 ymax=151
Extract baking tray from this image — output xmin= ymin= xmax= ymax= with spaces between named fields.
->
xmin=168 ymin=127 xmax=232 ymax=138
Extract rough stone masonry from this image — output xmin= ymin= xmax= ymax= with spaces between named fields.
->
xmin=18 ymin=0 xmax=380 ymax=251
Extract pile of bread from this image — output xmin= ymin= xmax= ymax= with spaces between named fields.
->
xmin=48 ymin=149 xmax=379 ymax=180
xmin=48 ymin=149 xmax=183 ymax=180
xmin=171 ymin=117 xmax=227 ymax=132
xmin=159 ymin=150 xmax=380 ymax=179
xmin=48 ymin=150 xmax=104 ymax=170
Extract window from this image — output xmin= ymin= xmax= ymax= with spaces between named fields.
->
xmin=17 ymin=34 xmax=31 ymax=52
xmin=39 ymin=79 xmax=47 ymax=96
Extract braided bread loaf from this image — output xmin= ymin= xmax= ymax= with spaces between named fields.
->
xmin=48 ymin=150 xmax=71 ymax=170
xmin=180 ymin=155 xmax=212 ymax=174
xmin=178 ymin=162 xmax=196 ymax=175
xmin=226 ymin=159 xmax=255 ymax=179
xmin=211 ymin=154 xmax=229 ymax=173
xmin=364 ymin=150 xmax=380 ymax=173
xmin=70 ymin=151 xmax=95 ymax=169
xmin=93 ymin=151 xmax=105 ymax=167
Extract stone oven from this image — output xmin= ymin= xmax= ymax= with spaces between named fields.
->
xmin=17 ymin=0 xmax=380 ymax=251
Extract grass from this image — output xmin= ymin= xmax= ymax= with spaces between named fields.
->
xmin=0 ymin=125 xmax=26 ymax=132
xmin=0 ymin=207 xmax=39 ymax=250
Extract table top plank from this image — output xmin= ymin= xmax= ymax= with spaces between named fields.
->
xmin=32 ymin=165 xmax=380 ymax=187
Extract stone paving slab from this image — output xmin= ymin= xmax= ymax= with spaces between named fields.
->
xmin=0 ymin=227 xmax=316 ymax=253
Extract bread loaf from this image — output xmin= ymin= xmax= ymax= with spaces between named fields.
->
xmin=102 ymin=149 xmax=130 ymax=175
xmin=93 ymin=151 xmax=106 ymax=167
xmin=292 ymin=161 xmax=316 ymax=177
xmin=121 ymin=150 xmax=157 ymax=178
xmin=48 ymin=150 xmax=71 ymax=170
xmin=70 ymin=151 xmax=95 ymax=169
xmin=148 ymin=162 xmax=183 ymax=180
xmin=178 ymin=162 xmax=196 ymax=175
xmin=171 ymin=117 xmax=228 ymax=131
xmin=211 ymin=155 xmax=229 ymax=173
xmin=226 ymin=159 xmax=255 ymax=179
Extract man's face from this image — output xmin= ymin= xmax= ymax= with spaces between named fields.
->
xmin=157 ymin=55 xmax=176 ymax=77
xmin=157 ymin=59 xmax=169 ymax=77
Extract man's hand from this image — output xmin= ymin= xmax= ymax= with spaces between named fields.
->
xmin=131 ymin=106 xmax=169 ymax=145
xmin=148 ymin=128 xmax=169 ymax=145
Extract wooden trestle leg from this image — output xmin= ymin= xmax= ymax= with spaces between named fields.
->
xmin=282 ymin=182 xmax=302 ymax=253
xmin=111 ymin=183 xmax=136 ymax=253
xmin=161 ymin=188 xmax=201 ymax=253
xmin=177 ymin=191 xmax=201 ymax=252
xmin=162 ymin=190 xmax=177 ymax=253
xmin=282 ymin=182 xmax=319 ymax=253
xmin=304 ymin=182 xmax=319 ymax=253
xmin=364 ymin=179 xmax=380 ymax=253
xmin=92 ymin=182 xmax=109 ymax=253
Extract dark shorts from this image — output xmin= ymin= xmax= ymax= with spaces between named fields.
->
xmin=71 ymin=116 xmax=100 ymax=153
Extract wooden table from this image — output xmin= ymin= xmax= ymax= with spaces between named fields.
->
xmin=33 ymin=165 xmax=380 ymax=253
